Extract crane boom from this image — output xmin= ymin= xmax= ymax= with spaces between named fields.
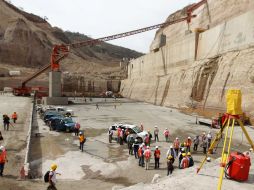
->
xmin=15 ymin=14 xmax=197 ymax=96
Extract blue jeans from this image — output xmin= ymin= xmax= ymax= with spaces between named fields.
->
xmin=0 ymin=163 xmax=5 ymax=176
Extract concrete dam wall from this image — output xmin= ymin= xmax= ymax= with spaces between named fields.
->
xmin=121 ymin=9 xmax=254 ymax=116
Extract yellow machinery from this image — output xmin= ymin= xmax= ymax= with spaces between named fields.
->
xmin=196 ymin=89 xmax=254 ymax=190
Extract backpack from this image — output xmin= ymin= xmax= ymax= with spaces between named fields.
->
xmin=44 ymin=171 xmax=50 ymax=182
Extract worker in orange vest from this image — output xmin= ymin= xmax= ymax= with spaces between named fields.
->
xmin=138 ymin=144 xmax=144 ymax=167
xmin=180 ymin=153 xmax=189 ymax=169
xmin=173 ymin=137 xmax=180 ymax=155
xmin=185 ymin=137 xmax=192 ymax=152
xmin=0 ymin=146 xmax=8 ymax=176
xmin=11 ymin=112 xmax=18 ymax=123
xmin=143 ymin=146 xmax=151 ymax=170
xmin=79 ymin=132 xmax=86 ymax=152
xmin=154 ymin=146 xmax=161 ymax=169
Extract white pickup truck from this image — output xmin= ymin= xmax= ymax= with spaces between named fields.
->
xmin=55 ymin=106 xmax=74 ymax=117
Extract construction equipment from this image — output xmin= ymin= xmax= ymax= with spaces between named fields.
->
xmin=14 ymin=0 xmax=208 ymax=96
xmin=196 ymin=89 xmax=254 ymax=190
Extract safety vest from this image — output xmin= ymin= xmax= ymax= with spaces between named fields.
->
xmin=75 ymin=123 xmax=80 ymax=129
xmin=164 ymin=130 xmax=169 ymax=136
xmin=0 ymin=151 xmax=7 ymax=163
xmin=174 ymin=140 xmax=180 ymax=149
xmin=186 ymin=139 xmax=192 ymax=146
xmin=12 ymin=113 xmax=17 ymax=119
xmin=138 ymin=148 xmax=143 ymax=157
xmin=145 ymin=136 xmax=149 ymax=143
xmin=181 ymin=157 xmax=189 ymax=169
xmin=154 ymin=149 xmax=160 ymax=158
xmin=144 ymin=150 xmax=151 ymax=159
xmin=79 ymin=135 xmax=85 ymax=142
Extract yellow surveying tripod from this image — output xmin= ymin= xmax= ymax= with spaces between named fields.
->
xmin=196 ymin=90 xmax=254 ymax=190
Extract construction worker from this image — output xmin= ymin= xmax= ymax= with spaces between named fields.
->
xmin=48 ymin=164 xmax=61 ymax=190
xmin=180 ymin=153 xmax=189 ymax=169
xmin=127 ymin=136 xmax=134 ymax=155
xmin=144 ymin=134 xmax=150 ymax=146
xmin=140 ymin=123 xmax=144 ymax=131
xmin=11 ymin=112 xmax=18 ymax=123
xmin=117 ymin=127 xmax=121 ymax=143
xmin=207 ymin=131 xmax=212 ymax=149
xmin=143 ymin=146 xmax=151 ymax=170
xmin=178 ymin=148 xmax=185 ymax=169
xmin=119 ymin=129 xmax=124 ymax=145
xmin=148 ymin=130 xmax=152 ymax=146
xmin=132 ymin=139 xmax=139 ymax=159
xmin=193 ymin=135 xmax=199 ymax=151
xmin=187 ymin=152 xmax=194 ymax=167
xmin=173 ymin=137 xmax=180 ymax=155
xmin=108 ymin=129 xmax=113 ymax=143
xmin=185 ymin=137 xmax=192 ymax=152
xmin=138 ymin=144 xmax=144 ymax=167
xmin=0 ymin=146 xmax=7 ymax=176
xmin=79 ymin=132 xmax=85 ymax=152
xmin=154 ymin=146 xmax=161 ymax=169
xmin=163 ymin=128 xmax=170 ymax=142
xmin=167 ymin=155 xmax=174 ymax=175
xmin=3 ymin=114 xmax=10 ymax=131
xmin=166 ymin=145 xmax=177 ymax=164
xmin=154 ymin=126 xmax=159 ymax=142
xmin=74 ymin=122 xmax=80 ymax=136
xmin=202 ymin=137 xmax=208 ymax=154
xmin=0 ymin=131 xmax=3 ymax=141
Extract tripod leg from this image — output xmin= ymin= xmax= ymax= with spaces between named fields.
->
xmin=237 ymin=119 xmax=254 ymax=150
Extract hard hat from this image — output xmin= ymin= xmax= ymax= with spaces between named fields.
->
xmin=249 ymin=148 xmax=253 ymax=152
xmin=155 ymin=146 xmax=158 ymax=149
xmin=188 ymin=137 xmax=191 ymax=139
xmin=182 ymin=153 xmax=186 ymax=157
xmin=165 ymin=128 xmax=168 ymax=130
xmin=176 ymin=137 xmax=179 ymax=140
xmin=146 ymin=146 xmax=150 ymax=149
xmin=207 ymin=157 xmax=211 ymax=162
xmin=79 ymin=132 xmax=82 ymax=135
xmin=181 ymin=148 xmax=185 ymax=151
xmin=142 ymin=143 xmax=145 ymax=146
xmin=155 ymin=126 xmax=157 ymax=128
xmin=135 ymin=139 xmax=138 ymax=142
xmin=0 ymin=146 xmax=4 ymax=150
xmin=170 ymin=145 xmax=173 ymax=149
xmin=51 ymin=164 xmax=57 ymax=170
xmin=167 ymin=155 xmax=173 ymax=160
xmin=187 ymin=152 xmax=191 ymax=156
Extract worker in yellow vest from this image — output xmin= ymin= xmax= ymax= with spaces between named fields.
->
xmin=79 ymin=132 xmax=86 ymax=152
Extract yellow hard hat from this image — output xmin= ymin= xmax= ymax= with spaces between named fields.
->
xmin=51 ymin=164 xmax=57 ymax=170
xmin=182 ymin=153 xmax=186 ymax=157
xmin=167 ymin=155 xmax=173 ymax=160
xmin=187 ymin=152 xmax=191 ymax=156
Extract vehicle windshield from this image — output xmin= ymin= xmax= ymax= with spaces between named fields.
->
xmin=132 ymin=126 xmax=142 ymax=133
xmin=63 ymin=118 xmax=73 ymax=124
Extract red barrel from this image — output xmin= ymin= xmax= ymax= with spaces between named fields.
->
xmin=227 ymin=152 xmax=251 ymax=181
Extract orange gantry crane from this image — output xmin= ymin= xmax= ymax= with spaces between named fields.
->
xmin=13 ymin=0 xmax=207 ymax=96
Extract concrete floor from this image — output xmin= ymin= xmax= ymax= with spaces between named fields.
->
xmin=1 ymin=96 xmax=254 ymax=190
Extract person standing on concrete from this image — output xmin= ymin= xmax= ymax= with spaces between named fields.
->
xmin=185 ymin=137 xmax=192 ymax=152
xmin=3 ymin=114 xmax=10 ymax=131
xmin=163 ymin=128 xmax=170 ymax=142
xmin=143 ymin=146 xmax=151 ymax=170
xmin=173 ymin=137 xmax=180 ymax=155
xmin=117 ymin=127 xmax=121 ymax=143
xmin=148 ymin=131 xmax=152 ymax=146
xmin=108 ymin=129 xmax=113 ymax=143
xmin=140 ymin=123 xmax=144 ymax=132
xmin=166 ymin=145 xmax=177 ymax=164
xmin=138 ymin=144 xmax=144 ymax=167
xmin=0 ymin=131 xmax=3 ymax=141
xmin=167 ymin=155 xmax=174 ymax=175
xmin=133 ymin=139 xmax=139 ymax=159
xmin=47 ymin=164 xmax=61 ymax=190
xmin=180 ymin=153 xmax=189 ymax=169
xmin=202 ymin=137 xmax=208 ymax=154
xmin=154 ymin=146 xmax=161 ymax=169
xmin=119 ymin=129 xmax=124 ymax=145
xmin=127 ymin=136 xmax=134 ymax=155
xmin=0 ymin=146 xmax=7 ymax=176
xmin=207 ymin=131 xmax=212 ymax=149
xmin=193 ymin=135 xmax=199 ymax=151
xmin=79 ymin=132 xmax=85 ymax=152
xmin=11 ymin=112 xmax=18 ymax=123
xmin=96 ymin=103 xmax=99 ymax=110
xmin=144 ymin=134 xmax=150 ymax=146
xmin=178 ymin=148 xmax=185 ymax=169
xmin=74 ymin=122 xmax=80 ymax=136
xmin=154 ymin=126 xmax=159 ymax=142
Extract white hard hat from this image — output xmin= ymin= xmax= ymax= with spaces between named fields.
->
xmin=249 ymin=148 xmax=253 ymax=152
xmin=146 ymin=146 xmax=150 ymax=149
xmin=155 ymin=146 xmax=158 ymax=149
xmin=155 ymin=126 xmax=157 ymax=128
xmin=165 ymin=128 xmax=168 ymax=130
xmin=188 ymin=137 xmax=191 ymax=139
xmin=0 ymin=146 xmax=4 ymax=150
xmin=79 ymin=132 xmax=82 ymax=135
xmin=170 ymin=145 xmax=173 ymax=148
xmin=142 ymin=143 xmax=145 ymax=146
xmin=176 ymin=137 xmax=179 ymax=140
xmin=135 ymin=139 xmax=138 ymax=142
xmin=207 ymin=157 xmax=211 ymax=162
xmin=181 ymin=148 xmax=185 ymax=151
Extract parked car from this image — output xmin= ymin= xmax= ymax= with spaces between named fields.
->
xmin=43 ymin=111 xmax=62 ymax=123
xmin=51 ymin=117 xmax=75 ymax=132
xmin=56 ymin=106 xmax=74 ymax=117
xmin=109 ymin=123 xmax=148 ymax=143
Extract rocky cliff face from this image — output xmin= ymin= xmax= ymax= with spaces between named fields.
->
xmin=121 ymin=0 xmax=254 ymax=118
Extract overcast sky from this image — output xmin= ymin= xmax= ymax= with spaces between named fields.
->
xmin=11 ymin=0 xmax=199 ymax=53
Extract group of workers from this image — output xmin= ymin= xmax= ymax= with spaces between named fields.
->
xmin=2 ymin=112 xmax=17 ymax=131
